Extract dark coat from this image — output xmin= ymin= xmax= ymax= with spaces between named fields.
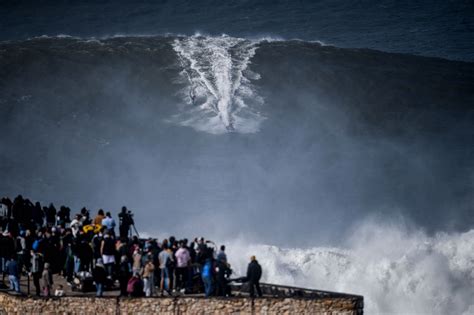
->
xmin=246 ymin=260 xmax=262 ymax=283
xmin=93 ymin=265 xmax=107 ymax=284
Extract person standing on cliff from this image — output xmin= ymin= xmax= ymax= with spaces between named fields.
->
xmin=158 ymin=243 xmax=173 ymax=296
xmin=175 ymin=241 xmax=191 ymax=293
xmin=100 ymin=231 xmax=116 ymax=278
xmin=30 ymin=250 xmax=44 ymax=296
xmin=142 ymin=257 xmax=155 ymax=297
xmin=6 ymin=256 xmax=20 ymax=293
xmin=93 ymin=209 xmax=105 ymax=226
xmin=101 ymin=212 xmax=116 ymax=236
xmin=42 ymin=262 xmax=53 ymax=296
xmin=246 ymin=256 xmax=263 ymax=298
xmin=93 ymin=259 xmax=107 ymax=297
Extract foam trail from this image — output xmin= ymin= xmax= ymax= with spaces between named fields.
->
xmin=172 ymin=35 xmax=264 ymax=134
xmin=224 ymin=223 xmax=474 ymax=315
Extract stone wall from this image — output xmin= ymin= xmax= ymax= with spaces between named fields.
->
xmin=0 ymin=292 xmax=363 ymax=314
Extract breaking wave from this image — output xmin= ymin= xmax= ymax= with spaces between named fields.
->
xmin=226 ymin=222 xmax=474 ymax=315
xmin=172 ymin=35 xmax=265 ymax=134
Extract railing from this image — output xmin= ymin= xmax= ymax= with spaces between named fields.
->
xmin=231 ymin=282 xmax=363 ymax=299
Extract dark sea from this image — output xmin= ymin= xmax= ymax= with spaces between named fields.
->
xmin=1 ymin=0 xmax=473 ymax=61
xmin=0 ymin=2 xmax=473 ymax=313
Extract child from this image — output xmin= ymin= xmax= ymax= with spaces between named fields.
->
xmin=42 ymin=263 xmax=53 ymax=296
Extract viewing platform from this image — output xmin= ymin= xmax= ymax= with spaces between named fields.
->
xmin=0 ymin=275 xmax=363 ymax=314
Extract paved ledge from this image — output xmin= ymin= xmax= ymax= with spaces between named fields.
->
xmin=0 ymin=287 xmax=363 ymax=314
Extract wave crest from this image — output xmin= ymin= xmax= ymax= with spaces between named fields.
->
xmin=171 ymin=35 xmax=265 ymax=134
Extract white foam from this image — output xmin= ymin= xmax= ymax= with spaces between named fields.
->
xmin=171 ymin=35 xmax=265 ymax=134
xmin=224 ymin=222 xmax=474 ymax=314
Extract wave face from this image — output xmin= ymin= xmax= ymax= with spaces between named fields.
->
xmin=0 ymin=35 xmax=473 ymax=313
xmin=227 ymin=222 xmax=474 ymax=314
xmin=0 ymin=35 xmax=472 ymax=236
xmin=172 ymin=35 xmax=264 ymax=133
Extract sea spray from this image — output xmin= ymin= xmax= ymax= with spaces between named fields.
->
xmin=224 ymin=223 xmax=474 ymax=314
xmin=172 ymin=35 xmax=265 ymax=134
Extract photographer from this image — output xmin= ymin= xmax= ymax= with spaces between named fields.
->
xmin=118 ymin=207 xmax=134 ymax=239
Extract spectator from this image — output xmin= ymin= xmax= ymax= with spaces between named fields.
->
xmin=201 ymin=257 xmax=214 ymax=297
xmin=101 ymin=212 xmax=116 ymax=235
xmin=132 ymin=248 xmax=142 ymax=275
xmin=159 ymin=243 xmax=173 ymax=295
xmin=118 ymin=255 xmax=131 ymax=296
xmin=93 ymin=209 xmax=105 ymax=226
xmin=6 ymin=256 xmax=20 ymax=293
xmin=45 ymin=203 xmax=57 ymax=227
xmin=1 ymin=195 xmax=249 ymax=300
xmin=246 ymin=256 xmax=263 ymax=298
xmin=142 ymin=258 xmax=155 ymax=297
xmin=217 ymin=245 xmax=227 ymax=264
xmin=30 ymin=250 xmax=44 ymax=296
xmin=70 ymin=214 xmax=82 ymax=237
xmin=42 ymin=262 xmax=53 ymax=296
xmin=100 ymin=231 xmax=116 ymax=278
xmin=175 ymin=241 xmax=191 ymax=292
xmin=93 ymin=259 xmax=107 ymax=297
xmin=118 ymin=207 xmax=133 ymax=239
xmin=216 ymin=258 xmax=232 ymax=296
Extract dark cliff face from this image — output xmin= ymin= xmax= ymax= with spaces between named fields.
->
xmin=0 ymin=37 xmax=473 ymax=245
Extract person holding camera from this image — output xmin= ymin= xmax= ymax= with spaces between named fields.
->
xmin=118 ymin=207 xmax=134 ymax=239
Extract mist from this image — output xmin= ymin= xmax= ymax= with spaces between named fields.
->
xmin=0 ymin=36 xmax=473 ymax=249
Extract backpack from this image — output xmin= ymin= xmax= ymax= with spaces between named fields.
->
xmin=127 ymin=277 xmax=139 ymax=293
xmin=32 ymin=239 xmax=42 ymax=251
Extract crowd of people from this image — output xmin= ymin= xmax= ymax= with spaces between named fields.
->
xmin=0 ymin=195 xmax=263 ymax=298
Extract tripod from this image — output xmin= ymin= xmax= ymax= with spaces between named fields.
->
xmin=128 ymin=223 xmax=140 ymax=239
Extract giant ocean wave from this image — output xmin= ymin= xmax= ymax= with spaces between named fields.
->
xmin=1 ymin=34 xmax=473 ymax=314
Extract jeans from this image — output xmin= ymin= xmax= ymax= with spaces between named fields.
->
xmin=160 ymin=268 xmax=170 ymax=291
xmin=74 ymin=256 xmax=81 ymax=274
xmin=202 ymin=276 xmax=213 ymax=297
xmin=144 ymin=276 xmax=155 ymax=297
xmin=9 ymin=275 xmax=20 ymax=292
xmin=96 ymin=283 xmax=103 ymax=297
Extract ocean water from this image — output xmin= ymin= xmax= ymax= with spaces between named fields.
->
xmin=1 ymin=0 xmax=473 ymax=61
xmin=1 ymin=2 xmax=473 ymax=314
